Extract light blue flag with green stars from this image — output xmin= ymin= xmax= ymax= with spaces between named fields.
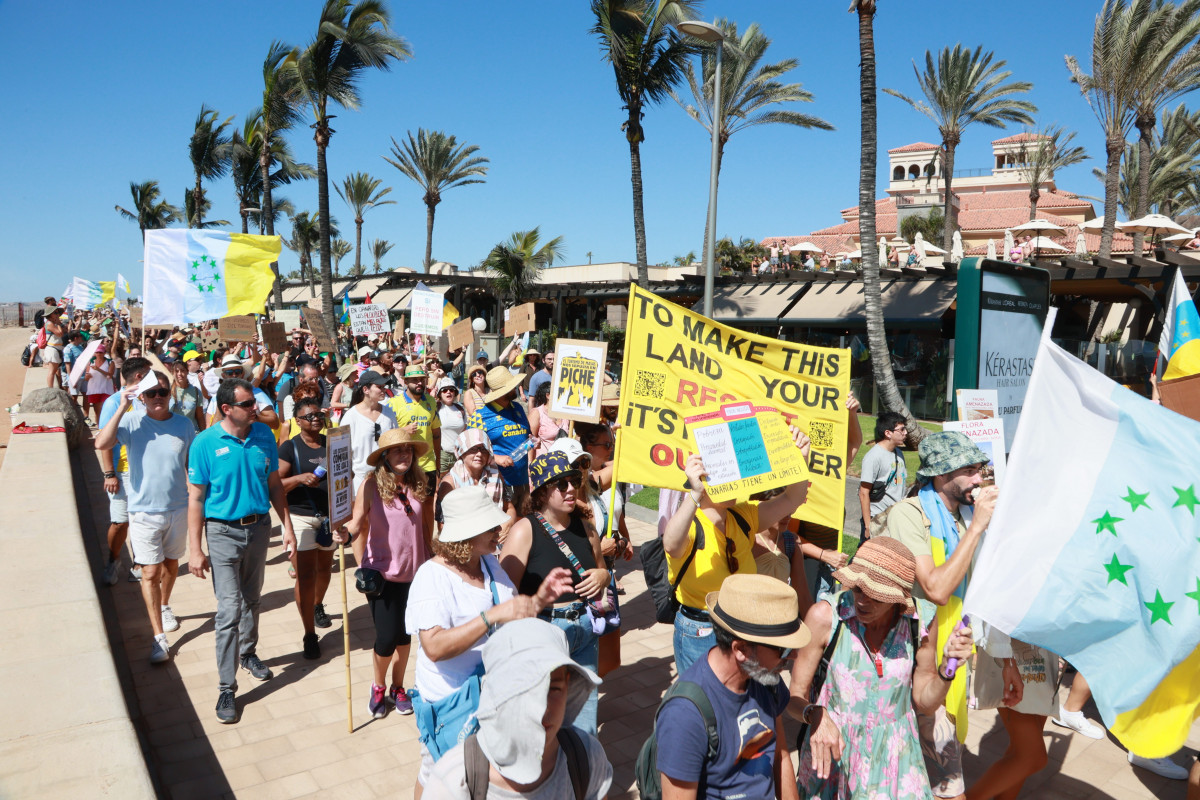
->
xmin=965 ymin=325 xmax=1200 ymax=759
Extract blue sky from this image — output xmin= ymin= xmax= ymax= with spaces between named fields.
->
xmin=0 ymin=1 xmax=1129 ymax=300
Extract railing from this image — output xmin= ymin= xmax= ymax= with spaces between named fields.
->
xmin=952 ymin=167 xmax=992 ymax=178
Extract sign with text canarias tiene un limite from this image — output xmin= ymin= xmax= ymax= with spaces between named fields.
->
xmin=616 ymin=286 xmax=851 ymax=529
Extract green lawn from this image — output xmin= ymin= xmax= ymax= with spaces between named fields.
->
xmin=848 ymin=413 xmax=942 ymax=479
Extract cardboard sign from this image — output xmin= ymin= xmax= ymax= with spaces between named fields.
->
xmin=260 ymin=321 xmax=288 ymax=355
xmin=549 ymin=338 xmax=608 ymax=424
xmin=201 ymin=329 xmax=221 ymax=349
xmin=393 ymin=315 xmax=406 ymax=341
xmin=606 ymin=304 xmax=627 ymax=329
xmin=218 ymin=314 xmax=257 ymax=343
xmin=128 ymin=307 xmax=143 ymax=329
xmin=410 ymin=289 xmax=444 ymax=336
xmin=503 ymin=302 xmax=536 ymax=337
xmin=1158 ymin=373 xmax=1200 ymax=423
xmin=274 ymin=308 xmax=301 ymax=330
xmin=326 ymin=426 xmax=354 ymax=528
xmin=348 ymin=303 xmax=390 ymax=336
xmin=302 ymin=306 xmax=336 ymax=353
xmin=685 ymin=402 xmax=808 ymax=500
xmin=448 ymin=318 xmax=474 ymax=353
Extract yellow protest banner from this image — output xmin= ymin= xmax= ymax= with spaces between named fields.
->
xmin=615 ymin=286 xmax=850 ymax=529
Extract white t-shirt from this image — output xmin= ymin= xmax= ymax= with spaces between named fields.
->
xmin=340 ymin=404 xmax=398 ymax=490
xmin=406 ymin=555 xmax=516 ymax=702
xmin=423 ymin=730 xmax=612 ymax=800
xmin=438 ymin=403 xmax=468 ymax=455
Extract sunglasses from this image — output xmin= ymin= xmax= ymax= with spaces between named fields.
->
xmin=142 ymin=387 xmax=169 ymax=399
xmin=230 ymin=398 xmax=257 ymax=409
xmin=756 ymin=642 xmax=793 ymax=660
xmin=298 ymin=412 xmax=326 ymax=423
xmin=222 ymin=369 xmax=244 ymax=377
xmin=373 ymin=422 xmax=381 ymax=442
xmin=549 ymin=474 xmax=582 ymax=493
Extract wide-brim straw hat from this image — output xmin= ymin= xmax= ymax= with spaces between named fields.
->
xmin=483 ymin=366 xmax=524 ymax=402
xmin=600 ymin=383 xmax=620 ymax=407
xmin=366 ymin=428 xmax=430 ymax=467
xmin=706 ymin=573 xmax=810 ymax=650
xmin=832 ymin=537 xmax=918 ymax=616
xmin=468 ymin=364 xmax=488 ymax=381
xmin=439 ymin=486 xmax=511 ymax=543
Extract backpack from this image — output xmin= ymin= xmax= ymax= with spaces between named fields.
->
xmin=35 ymin=325 xmax=47 ymax=349
xmin=464 ymin=726 xmax=589 ymax=800
xmin=20 ymin=344 xmax=32 ymax=366
xmin=634 ymin=681 xmax=720 ymax=800
xmin=640 ymin=518 xmax=701 ymax=624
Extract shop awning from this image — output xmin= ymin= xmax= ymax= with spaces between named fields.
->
xmin=695 ymin=284 xmax=806 ymax=324
xmin=371 ymin=283 xmax=451 ymax=311
xmin=342 ymin=275 xmax=392 ymax=302
xmin=780 ymin=278 xmax=956 ymax=329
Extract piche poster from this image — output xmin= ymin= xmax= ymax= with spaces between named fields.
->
xmin=616 ymin=286 xmax=850 ymax=529
xmin=549 ymin=338 xmax=609 ymax=424
xmin=326 ymin=426 xmax=354 ymax=527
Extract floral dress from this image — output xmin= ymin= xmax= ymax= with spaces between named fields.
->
xmin=796 ymin=592 xmax=932 ymax=800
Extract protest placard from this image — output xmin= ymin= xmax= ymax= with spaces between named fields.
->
xmin=326 ymin=426 xmax=354 ymax=527
xmin=685 ymin=402 xmax=808 ymax=500
xmin=1157 ymin=372 xmax=1200 ymax=423
xmin=301 ymin=306 xmax=336 ymax=353
xmin=955 ymin=388 xmax=998 ymax=421
xmin=503 ymin=302 xmax=536 ymax=337
xmin=548 ymin=338 xmax=608 ymax=424
xmin=943 ymin=417 xmax=1007 ymax=486
xmin=393 ymin=315 xmax=406 ymax=342
xmin=448 ymin=318 xmax=474 ymax=353
xmin=260 ymin=321 xmax=287 ymax=355
xmin=128 ymin=307 xmax=143 ymax=329
xmin=410 ymin=289 xmax=443 ymax=336
xmin=218 ymin=314 xmax=257 ymax=342
xmin=348 ymin=303 xmax=390 ymax=336
xmin=68 ymin=338 xmax=103 ymax=390
xmin=615 ymin=285 xmax=850 ymax=529
xmin=274 ymin=308 xmax=301 ymax=330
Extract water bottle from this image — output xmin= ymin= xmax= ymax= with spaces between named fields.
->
xmin=510 ymin=436 xmax=535 ymax=460
xmin=313 ymin=458 xmax=327 ymax=479
xmin=941 ymin=615 xmax=971 ymax=680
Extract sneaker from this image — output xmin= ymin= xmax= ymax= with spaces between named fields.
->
xmin=102 ymin=559 xmax=121 ymax=586
xmin=1051 ymin=707 xmax=1104 ymax=740
xmin=302 ymin=632 xmax=320 ymax=660
xmin=313 ymin=603 xmax=332 ymax=629
xmin=368 ymin=684 xmax=388 ymax=719
xmin=390 ymin=685 xmax=413 ymax=715
xmin=240 ymin=653 xmax=273 ymax=681
xmin=149 ymin=635 xmax=170 ymax=665
xmin=160 ymin=605 xmax=180 ymax=633
xmin=215 ymin=689 xmax=238 ymax=724
xmin=128 ymin=566 xmax=142 ymax=582
xmin=1128 ymin=752 xmax=1189 ymax=780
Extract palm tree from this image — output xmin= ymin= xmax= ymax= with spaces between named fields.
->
xmin=334 ymin=172 xmax=395 ymax=275
xmin=115 ymin=181 xmax=182 ymax=242
xmin=885 ymin=45 xmax=1037 ymax=250
xmin=670 ymin=19 xmax=833 ymax=264
xmin=250 ymin=196 xmax=296 ymax=234
xmin=183 ymin=189 xmax=229 ymax=229
xmin=483 ymin=228 xmax=565 ymax=304
xmin=287 ymin=212 xmax=338 ymax=297
xmin=292 ymin=0 xmax=411 ymax=358
xmin=1086 ymin=105 xmax=1200 ymax=217
xmin=332 ymin=237 xmax=352 ymax=275
xmin=1015 ymin=126 xmax=1089 ymax=219
xmin=188 ymin=104 xmax=234 ymax=228
xmin=260 ymin=41 xmax=305 ymax=310
xmin=1127 ymin=0 xmax=1200 ymax=254
xmin=369 ymin=238 xmax=394 ymax=271
xmin=231 ymin=112 xmax=316 ymax=234
xmin=851 ymin=0 xmax=922 ymax=440
xmin=384 ymin=129 xmax=489 ymax=272
xmin=1066 ymin=0 xmax=1157 ymax=258
xmin=591 ymin=0 xmax=700 ymax=286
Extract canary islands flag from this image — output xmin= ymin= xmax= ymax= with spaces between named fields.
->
xmin=71 ymin=277 xmax=105 ymax=310
xmin=1159 ymin=269 xmax=1200 ymax=380
xmin=965 ymin=320 xmax=1200 ymax=758
xmin=143 ymin=230 xmax=281 ymax=325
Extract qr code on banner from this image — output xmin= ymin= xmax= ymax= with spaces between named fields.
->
xmin=808 ymin=420 xmax=834 ymax=450
xmin=633 ymin=370 xmax=666 ymax=399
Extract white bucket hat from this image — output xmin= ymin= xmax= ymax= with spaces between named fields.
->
xmin=438 ymin=486 xmax=510 ymax=543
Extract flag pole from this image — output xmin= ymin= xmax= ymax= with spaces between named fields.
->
xmin=340 ymin=542 xmax=352 ymax=734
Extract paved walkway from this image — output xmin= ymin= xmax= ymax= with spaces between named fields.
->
xmin=80 ymin=446 xmax=1197 ymax=799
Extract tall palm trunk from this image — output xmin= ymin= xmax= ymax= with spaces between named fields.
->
xmin=424 ymin=201 xmax=436 ymax=272
xmin=240 ymin=210 xmax=250 ymax=235
xmin=261 ymin=148 xmax=283 ymax=311
xmin=192 ymin=179 xmax=204 ymax=228
xmin=856 ymin=1 xmax=919 ymax=440
xmin=1029 ymin=188 xmax=1039 ymax=221
xmin=1100 ymin=136 xmax=1123 ymax=258
xmin=303 ymin=251 xmax=316 ymax=297
xmin=1133 ymin=117 xmax=1155 ymax=256
xmin=354 ymin=217 xmax=363 ymax=274
xmin=628 ymin=108 xmax=649 ymax=286
xmin=940 ymin=138 xmax=959 ymax=251
xmin=315 ymin=125 xmax=339 ymax=365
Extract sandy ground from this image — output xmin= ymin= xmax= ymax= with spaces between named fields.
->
xmin=0 ymin=324 xmax=42 ymax=471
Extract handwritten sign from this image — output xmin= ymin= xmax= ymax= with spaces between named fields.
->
xmin=301 ymin=306 xmax=335 ymax=353
xmin=326 ymin=426 xmax=354 ymax=527
xmin=684 ymin=402 xmax=807 ymax=501
xmin=410 ymin=290 xmax=443 ymax=336
xmin=448 ymin=318 xmax=474 ymax=353
xmin=393 ymin=315 xmax=406 ymax=341
xmin=503 ymin=302 xmax=536 ymax=337
xmin=549 ymin=338 xmax=607 ymax=424
xmin=260 ymin=321 xmax=287 ymax=355
xmin=128 ymin=307 xmax=143 ymax=329
xmin=348 ymin=303 xmax=390 ymax=336
xmin=218 ymin=314 xmax=257 ymax=342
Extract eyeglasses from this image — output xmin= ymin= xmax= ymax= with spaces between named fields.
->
xmin=231 ymin=398 xmax=257 ymax=409
xmin=298 ymin=412 xmax=326 ymax=423
xmin=756 ymin=642 xmax=793 ymax=660
xmin=142 ymin=387 xmax=169 ymax=399
xmin=550 ymin=475 xmax=582 ymax=493
xmin=588 ymin=438 xmax=615 ymax=451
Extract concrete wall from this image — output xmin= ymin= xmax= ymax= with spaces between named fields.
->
xmin=0 ymin=371 xmax=154 ymax=798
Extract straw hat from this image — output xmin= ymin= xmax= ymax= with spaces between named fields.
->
xmin=705 ymin=573 xmax=811 ymax=650
xmin=438 ymin=486 xmax=510 ymax=543
xmin=483 ymin=365 xmax=524 ymax=402
xmin=336 ymin=362 xmax=358 ymax=382
xmin=467 ymin=364 xmax=487 ymax=381
xmin=832 ymin=537 xmax=918 ymax=616
xmin=600 ymin=383 xmax=620 ymax=407
xmin=366 ymin=428 xmax=430 ymax=467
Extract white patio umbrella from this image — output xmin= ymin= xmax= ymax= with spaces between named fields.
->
xmin=921 ymin=241 xmax=948 ymax=255
xmin=986 ymin=239 xmax=997 ymax=260
xmin=1012 ymin=219 xmax=1067 ymax=236
xmin=1162 ymin=231 xmax=1196 ymax=243
xmin=1075 ymin=232 xmax=1087 ymax=256
xmin=1079 ymin=217 xmax=1108 ymax=230
xmin=878 ymin=236 xmax=887 ymax=268
xmin=951 ymin=230 xmax=964 ymax=264
xmin=1004 ymin=230 xmax=1015 ymax=258
xmin=1118 ymin=213 xmax=1192 ymax=238
xmin=1028 ymin=236 xmax=1068 ymax=258
xmin=847 ymin=249 xmax=862 ymax=259
xmin=791 ymin=241 xmax=824 ymax=253
xmin=914 ymin=231 xmax=927 ymax=260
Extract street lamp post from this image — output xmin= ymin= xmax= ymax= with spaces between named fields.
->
xmin=675 ymin=20 xmax=725 ymax=319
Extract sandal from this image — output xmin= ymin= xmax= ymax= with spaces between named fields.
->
xmin=287 ymin=564 xmax=296 ymax=580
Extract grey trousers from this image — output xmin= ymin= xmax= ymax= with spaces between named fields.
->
xmin=206 ymin=517 xmax=269 ymax=692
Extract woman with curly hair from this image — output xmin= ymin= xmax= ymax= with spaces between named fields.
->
xmin=342 ymin=428 xmax=433 ymax=719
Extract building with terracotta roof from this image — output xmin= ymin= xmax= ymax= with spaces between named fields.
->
xmin=765 ymin=134 xmax=1133 ymax=258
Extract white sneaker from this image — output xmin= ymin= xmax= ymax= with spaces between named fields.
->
xmin=102 ymin=559 xmax=121 ymax=586
xmin=1051 ymin=707 xmax=1104 ymax=740
xmin=161 ymin=606 xmax=180 ymax=633
xmin=1127 ymin=752 xmax=1189 ymax=780
xmin=128 ymin=566 xmax=142 ymax=582
xmin=149 ymin=635 xmax=170 ymax=665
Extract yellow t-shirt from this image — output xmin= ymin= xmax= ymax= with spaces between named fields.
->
xmin=666 ymin=502 xmax=760 ymax=609
xmin=384 ymin=391 xmax=440 ymax=473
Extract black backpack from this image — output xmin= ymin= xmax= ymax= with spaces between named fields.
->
xmin=634 ymin=681 xmax=720 ymax=800
xmin=640 ymin=518 xmax=701 ymax=624
xmin=20 ymin=344 xmax=32 ymax=366
xmin=464 ymin=726 xmax=589 ymax=800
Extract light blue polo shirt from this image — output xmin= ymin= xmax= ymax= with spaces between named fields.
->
xmin=187 ymin=421 xmax=279 ymax=520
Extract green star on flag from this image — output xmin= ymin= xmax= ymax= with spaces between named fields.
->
xmin=1173 ymin=485 xmax=1199 ymax=516
xmin=1186 ymin=579 xmax=1200 ymax=614
xmin=1144 ymin=590 xmax=1174 ymax=625
xmin=1121 ymin=488 xmax=1151 ymax=512
xmin=1104 ymin=554 xmax=1134 ymax=585
xmin=1091 ymin=510 xmax=1123 ymax=536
